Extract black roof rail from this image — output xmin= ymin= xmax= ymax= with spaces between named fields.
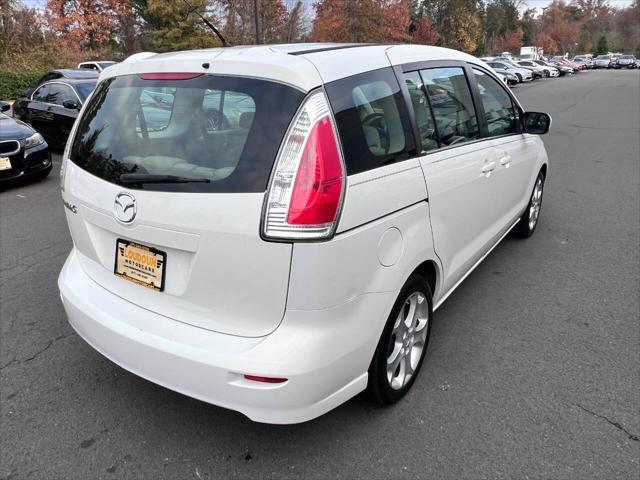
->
xmin=288 ymin=44 xmax=377 ymax=56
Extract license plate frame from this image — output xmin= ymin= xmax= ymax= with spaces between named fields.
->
xmin=0 ymin=157 xmax=12 ymax=171
xmin=114 ymin=238 xmax=167 ymax=292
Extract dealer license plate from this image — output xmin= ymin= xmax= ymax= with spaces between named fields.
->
xmin=114 ymin=239 xmax=166 ymax=292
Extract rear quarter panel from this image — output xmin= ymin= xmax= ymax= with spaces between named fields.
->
xmin=287 ymin=201 xmax=440 ymax=311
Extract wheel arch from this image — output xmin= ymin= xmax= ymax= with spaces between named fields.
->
xmin=540 ymin=163 xmax=548 ymax=178
xmin=408 ymin=258 xmax=441 ymax=302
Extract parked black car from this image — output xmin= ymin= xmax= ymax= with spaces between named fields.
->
xmin=23 ymin=69 xmax=98 ymax=98
xmin=0 ymin=101 xmax=51 ymax=186
xmin=14 ymin=78 xmax=98 ymax=149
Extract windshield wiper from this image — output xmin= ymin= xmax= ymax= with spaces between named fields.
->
xmin=120 ymin=173 xmax=211 ymax=184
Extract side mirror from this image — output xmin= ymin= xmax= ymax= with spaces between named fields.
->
xmin=523 ymin=111 xmax=551 ymax=135
xmin=62 ymin=99 xmax=80 ymax=110
xmin=0 ymin=101 xmax=10 ymax=113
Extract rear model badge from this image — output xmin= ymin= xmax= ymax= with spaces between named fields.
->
xmin=62 ymin=199 xmax=77 ymax=214
xmin=114 ymin=192 xmax=137 ymax=224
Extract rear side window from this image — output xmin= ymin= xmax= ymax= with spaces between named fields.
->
xmin=473 ymin=69 xmax=518 ymax=137
xmin=403 ymin=71 xmax=439 ymax=152
xmin=70 ymin=74 xmax=304 ymax=192
xmin=419 ymin=67 xmax=479 ymax=146
xmin=45 ymin=84 xmax=77 ymax=106
xmin=325 ymin=68 xmax=414 ymax=175
xmin=32 ymin=84 xmax=50 ymax=101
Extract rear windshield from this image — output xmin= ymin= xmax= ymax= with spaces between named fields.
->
xmin=70 ymin=74 xmax=304 ymax=192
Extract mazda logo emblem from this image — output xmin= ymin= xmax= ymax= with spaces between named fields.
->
xmin=114 ymin=192 xmax=137 ymax=224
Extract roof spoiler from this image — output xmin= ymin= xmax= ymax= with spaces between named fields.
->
xmin=123 ymin=52 xmax=157 ymax=63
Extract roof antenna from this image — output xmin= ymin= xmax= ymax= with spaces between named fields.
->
xmin=178 ymin=0 xmax=231 ymax=47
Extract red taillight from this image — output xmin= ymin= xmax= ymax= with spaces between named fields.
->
xmin=263 ymin=90 xmax=345 ymax=240
xmin=244 ymin=374 xmax=288 ymax=384
xmin=287 ymin=116 xmax=344 ymax=225
xmin=139 ymin=73 xmax=203 ymax=80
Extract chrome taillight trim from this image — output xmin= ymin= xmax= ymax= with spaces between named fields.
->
xmin=261 ymin=89 xmax=346 ymax=242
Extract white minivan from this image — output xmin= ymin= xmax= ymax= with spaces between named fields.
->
xmin=59 ymin=44 xmax=550 ymax=424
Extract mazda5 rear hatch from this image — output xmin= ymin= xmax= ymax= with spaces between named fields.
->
xmin=63 ymin=73 xmax=305 ymax=337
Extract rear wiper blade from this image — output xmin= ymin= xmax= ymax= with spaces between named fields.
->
xmin=120 ymin=173 xmax=211 ymax=184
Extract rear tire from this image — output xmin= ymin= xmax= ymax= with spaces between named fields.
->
xmin=367 ymin=274 xmax=433 ymax=405
xmin=514 ymin=171 xmax=545 ymax=238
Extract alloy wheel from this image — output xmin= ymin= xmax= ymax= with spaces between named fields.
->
xmin=528 ymin=177 xmax=543 ymax=230
xmin=386 ymin=292 xmax=430 ymax=390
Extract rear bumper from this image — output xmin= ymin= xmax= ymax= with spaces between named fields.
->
xmin=59 ymin=249 xmax=395 ymax=424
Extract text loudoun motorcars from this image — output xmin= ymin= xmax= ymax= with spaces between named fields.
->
xmin=58 ymin=44 xmax=551 ymax=424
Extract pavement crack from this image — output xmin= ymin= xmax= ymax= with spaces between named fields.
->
xmin=0 ymin=249 xmax=69 ymax=282
xmin=574 ymin=403 xmax=639 ymax=442
xmin=0 ymin=333 xmax=71 ymax=370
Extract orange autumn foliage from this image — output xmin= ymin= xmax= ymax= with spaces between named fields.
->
xmin=46 ymin=0 xmax=133 ymax=49
xmin=313 ymin=0 xmax=412 ymax=43
xmin=410 ymin=16 xmax=439 ymax=45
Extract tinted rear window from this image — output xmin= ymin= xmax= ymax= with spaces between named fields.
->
xmin=325 ymin=67 xmax=414 ymax=175
xmin=70 ymin=74 xmax=304 ymax=192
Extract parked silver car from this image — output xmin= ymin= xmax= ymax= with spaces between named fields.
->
xmin=517 ymin=60 xmax=559 ymax=78
xmin=614 ymin=55 xmax=637 ymax=69
xmin=594 ymin=55 xmax=612 ymax=69
xmin=540 ymin=60 xmax=574 ymax=76
xmin=487 ymin=60 xmax=533 ymax=82
xmin=573 ymin=55 xmax=594 ymax=68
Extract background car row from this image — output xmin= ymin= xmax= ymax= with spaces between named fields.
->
xmin=552 ymin=53 xmax=638 ymax=70
xmin=482 ymin=52 xmax=637 ymax=87
xmin=0 ymin=65 xmax=105 ymax=187
xmin=591 ymin=53 xmax=639 ymax=69
xmin=482 ymin=56 xmax=573 ymax=85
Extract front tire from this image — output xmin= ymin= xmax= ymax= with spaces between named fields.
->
xmin=514 ymin=171 xmax=545 ymax=238
xmin=367 ymin=274 xmax=433 ymax=405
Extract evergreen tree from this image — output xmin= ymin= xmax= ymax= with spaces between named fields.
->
xmin=595 ymin=34 xmax=608 ymax=54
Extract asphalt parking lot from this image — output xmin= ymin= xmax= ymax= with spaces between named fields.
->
xmin=1 ymin=69 xmax=639 ymax=479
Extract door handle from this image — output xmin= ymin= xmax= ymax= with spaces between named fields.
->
xmin=481 ymin=161 xmax=496 ymax=177
xmin=499 ymin=155 xmax=512 ymax=168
